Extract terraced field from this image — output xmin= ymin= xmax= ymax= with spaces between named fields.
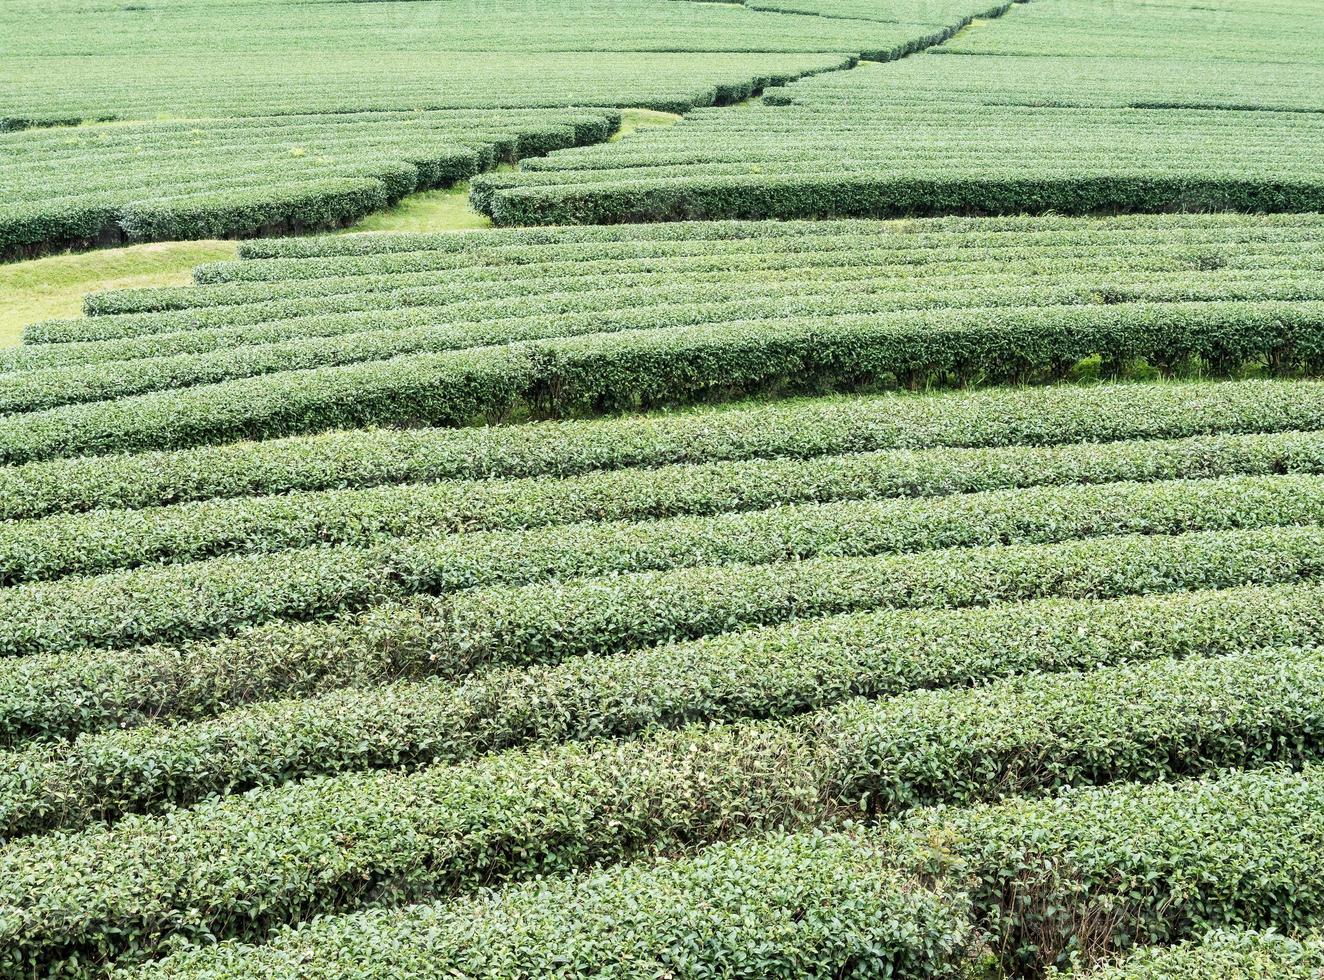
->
xmin=477 ymin=0 xmax=1324 ymax=222
xmin=4 ymin=0 xmax=1324 ymax=976
xmin=0 ymin=0 xmax=1015 ymax=258
xmin=4 ymin=220 xmax=1324 ymax=975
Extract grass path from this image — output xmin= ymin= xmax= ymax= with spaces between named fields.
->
xmin=342 ymin=110 xmax=681 ymax=235
xmin=0 ymin=241 xmax=237 ymax=347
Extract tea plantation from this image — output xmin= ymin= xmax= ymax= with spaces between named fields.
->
xmin=477 ymin=0 xmax=1324 ymax=222
xmin=1 ymin=0 xmax=1322 ymax=976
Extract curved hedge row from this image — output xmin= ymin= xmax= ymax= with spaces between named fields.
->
xmin=15 ymin=285 xmax=1324 ymax=414
xmin=2 ymin=577 xmax=1320 ymax=835
xmin=0 ymin=472 xmax=1318 ymax=655
xmin=1 ymin=47 xmax=859 ymax=126
xmin=0 ymin=379 xmax=1315 ymax=523
xmin=5 ymin=431 xmax=1322 ymax=585
xmin=483 ymin=170 xmax=1324 ymax=227
xmin=1 ymin=300 xmax=1319 ymax=463
xmin=232 ymin=213 xmax=1324 ymax=261
xmin=212 ymin=221 xmax=1316 ymax=287
xmin=1 ymin=524 xmax=1318 ymax=748
xmin=4 ymin=645 xmax=1324 ymax=975
xmin=201 ymin=229 xmax=1324 ymax=292
xmin=119 ymin=766 xmax=1324 ymax=979
xmin=476 ymin=5 xmax=1324 ymax=226
xmin=26 ymin=225 xmax=1313 ymax=353
xmin=14 ymin=268 xmax=1320 ymax=377
xmin=200 ymin=238 xmax=1324 ymax=297
xmin=924 ymin=763 xmax=1324 ymax=975
xmin=14 ymin=214 xmax=1309 ymax=347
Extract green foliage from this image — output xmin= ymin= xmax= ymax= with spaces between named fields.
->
xmin=2 ymin=299 xmax=1321 ymax=462
xmin=115 ymin=767 xmax=1324 ymax=979
xmin=3 ymin=430 xmax=1322 ymax=584
xmin=0 ymin=522 xmax=1319 ymax=749
xmin=2 ymin=2 xmax=1323 ymax=978
xmin=0 ymin=112 xmax=616 ymax=259
xmin=0 ymin=0 xmax=1021 ymax=257
xmin=0 ymin=578 xmax=1320 ymax=834
xmin=477 ymin=0 xmax=1324 ymax=224
xmin=123 ymin=830 xmax=973 ymax=980
xmin=7 ymin=646 xmax=1324 ymax=975
xmin=0 ymin=472 xmax=1320 ymax=654
xmin=1082 ymin=930 xmax=1324 ymax=979
xmin=905 ymin=765 xmax=1324 ymax=975
xmin=0 ymin=377 xmax=1315 ymax=522
xmin=0 ymin=219 xmax=1315 ymax=410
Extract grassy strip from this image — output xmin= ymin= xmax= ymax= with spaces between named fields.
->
xmin=0 ymin=473 xmax=1319 ymax=655
xmin=4 ymin=431 xmax=1322 ymax=585
xmin=6 ymin=646 xmax=1324 ymax=975
xmin=1083 ymin=930 xmax=1324 ymax=978
xmin=1 ymin=524 xmax=1319 ymax=747
xmin=1 ymin=578 xmax=1320 ymax=835
xmin=0 ymin=379 xmax=1317 ymax=523
xmin=118 ymin=766 xmax=1324 ymax=979
xmin=0 ymin=241 xmax=236 ymax=349
xmin=0 ymin=300 xmax=1318 ymax=463
xmin=122 ymin=831 xmax=972 ymax=980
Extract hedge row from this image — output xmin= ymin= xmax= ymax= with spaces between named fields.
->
xmin=1 ymin=300 xmax=1319 ymax=463
xmin=483 ymin=172 xmax=1324 ymax=227
xmin=26 ymin=272 xmax=1321 ymax=377
xmin=232 ymin=213 xmax=1324 ymax=261
xmin=6 ymin=431 xmax=1322 ymax=585
xmin=20 ymin=260 xmax=1321 ymax=369
xmin=4 ymin=577 xmax=1321 ymax=835
xmin=1085 ymin=930 xmax=1324 ymax=978
xmin=120 ymin=766 xmax=1324 ymax=979
xmin=0 ymin=472 xmax=1318 ymax=655
xmin=206 ymin=224 xmax=1306 ymax=287
xmin=8 ymin=274 xmax=1320 ymax=396
xmin=49 ymin=238 xmax=1315 ymax=348
xmin=474 ymin=46 xmax=1324 ymax=226
xmin=4 ymin=645 xmax=1324 ymax=975
xmin=2 ymin=524 xmax=1319 ymax=747
xmin=920 ymin=763 xmax=1324 ymax=975
xmin=0 ymin=379 xmax=1315 ymax=522
xmin=125 ymin=830 xmax=971 ymax=980
xmin=197 ymin=226 xmax=1323 ymax=290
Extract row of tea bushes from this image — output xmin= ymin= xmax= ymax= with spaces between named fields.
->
xmin=0 ymin=472 xmax=1320 ymax=653
xmin=3 ymin=431 xmax=1321 ymax=584
xmin=1 ymin=523 xmax=1319 ymax=743
xmin=1 ymin=578 xmax=1320 ymax=834
xmin=0 ymin=378 xmax=1316 ymax=521
xmin=5 ymin=647 xmax=1324 ymax=975
xmin=0 ymin=110 xmax=617 ymax=259
xmin=113 ymin=765 xmax=1324 ymax=978
xmin=2 ymin=300 xmax=1320 ymax=462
